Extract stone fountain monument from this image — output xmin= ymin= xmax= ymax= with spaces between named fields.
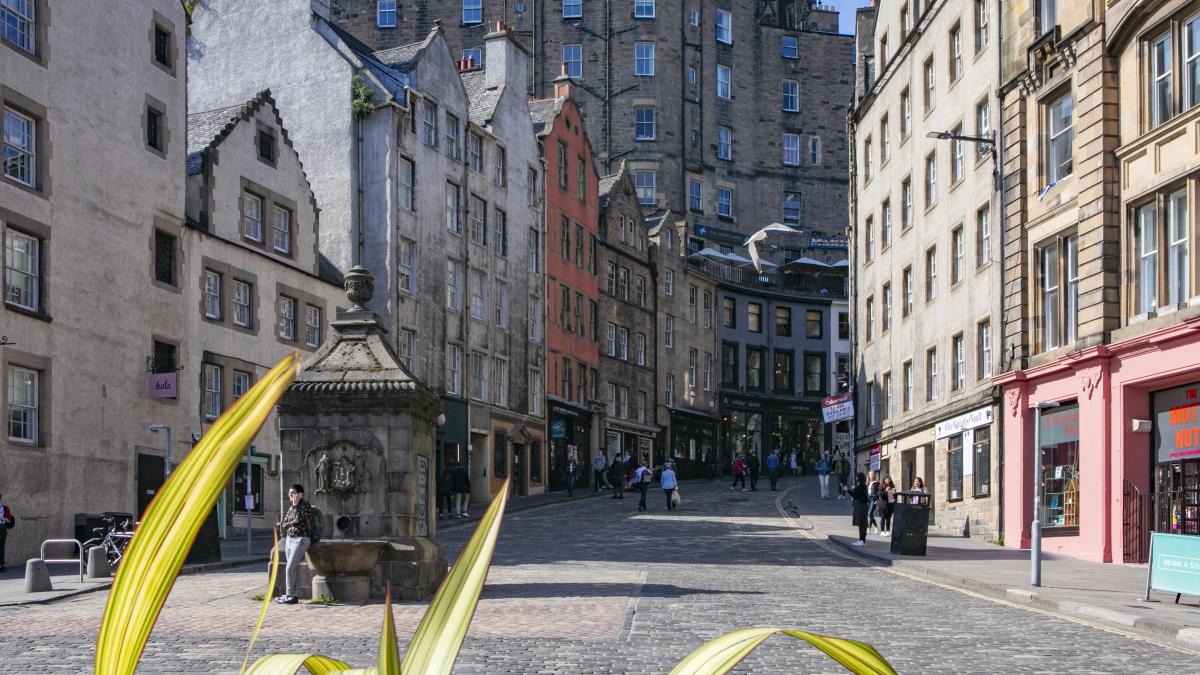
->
xmin=277 ymin=266 xmax=447 ymax=601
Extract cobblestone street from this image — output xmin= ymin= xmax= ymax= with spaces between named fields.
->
xmin=0 ymin=478 xmax=1194 ymax=673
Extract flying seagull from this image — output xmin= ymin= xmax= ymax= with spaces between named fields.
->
xmin=745 ymin=223 xmax=798 ymax=272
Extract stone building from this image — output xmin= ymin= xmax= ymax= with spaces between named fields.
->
xmin=649 ymin=218 xmax=720 ymax=480
xmin=0 ymin=0 xmax=191 ymax=563
xmin=183 ymin=91 xmax=345 ymax=536
xmin=597 ymin=164 xmax=660 ymax=465
xmin=713 ymin=256 xmax=846 ymax=474
xmin=531 ymin=72 xmax=602 ymax=492
xmin=189 ymin=2 xmax=546 ymax=502
xmin=849 ymin=0 xmax=1003 ymax=540
xmin=326 ymin=0 xmax=853 ymax=253
xmin=994 ymin=0 xmax=1200 ymax=565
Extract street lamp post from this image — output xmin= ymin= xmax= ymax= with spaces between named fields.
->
xmin=149 ymin=423 xmax=172 ymax=479
xmin=1031 ymin=401 xmax=1061 ymax=587
xmin=925 ymin=130 xmax=1000 ymax=191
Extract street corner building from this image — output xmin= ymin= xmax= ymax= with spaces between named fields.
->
xmin=995 ymin=0 xmax=1200 ymax=564
xmin=849 ymin=0 xmax=1003 ymax=540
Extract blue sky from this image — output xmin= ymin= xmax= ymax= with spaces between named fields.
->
xmin=826 ymin=0 xmax=872 ymax=36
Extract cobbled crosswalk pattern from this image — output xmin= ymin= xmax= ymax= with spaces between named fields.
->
xmin=0 ymin=478 xmax=1194 ymax=673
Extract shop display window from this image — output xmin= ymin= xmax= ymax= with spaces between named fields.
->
xmin=1039 ymin=404 xmax=1079 ymax=533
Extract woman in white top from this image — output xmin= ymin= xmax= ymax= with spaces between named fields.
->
xmin=909 ymin=476 xmax=927 ymax=504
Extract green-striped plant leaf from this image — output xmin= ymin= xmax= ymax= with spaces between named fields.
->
xmin=400 ymin=479 xmax=510 ymax=675
xmin=378 ymin=585 xmax=400 ymax=674
xmin=245 ymin=653 xmax=353 ymax=675
xmin=240 ymin=527 xmax=283 ymax=674
xmin=95 ymin=355 xmax=300 ymax=675
xmin=669 ymin=626 xmax=897 ymax=675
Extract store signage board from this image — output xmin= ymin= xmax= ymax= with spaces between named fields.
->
xmin=809 ymin=236 xmax=849 ymax=250
xmin=1147 ymin=533 xmax=1200 ymax=598
xmin=934 ymin=406 xmax=993 ymax=439
xmin=148 ymin=372 xmax=177 ymax=399
xmin=1152 ymin=383 xmax=1200 ymax=464
xmin=821 ymin=392 xmax=854 ymax=423
xmin=869 ymin=444 xmax=881 ymax=472
xmin=550 ymin=419 xmax=567 ymax=439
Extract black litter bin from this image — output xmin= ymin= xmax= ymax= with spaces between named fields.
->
xmin=890 ymin=491 xmax=931 ymax=556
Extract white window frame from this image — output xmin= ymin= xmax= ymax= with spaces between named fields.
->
xmin=4 ymin=228 xmax=38 ymax=312
xmin=492 ymin=357 xmax=507 ymax=406
xmin=1048 ymin=92 xmax=1074 ymax=184
xmin=447 ymin=260 xmax=463 ymax=312
xmin=688 ymin=179 xmax=702 ymax=211
xmin=202 ymin=363 xmax=221 ymax=421
xmin=377 ymin=0 xmax=397 ymax=27
xmin=398 ymin=238 xmax=416 ymax=295
xmin=634 ymin=169 xmax=656 ymax=205
xmin=272 ymin=205 xmax=292 ymax=254
xmin=783 ymin=192 xmax=801 ymax=225
xmin=469 ymin=269 xmax=488 ymax=320
xmin=781 ymin=79 xmax=799 ymax=112
xmin=715 ymin=9 xmax=732 ymax=44
xmin=634 ymin=0 xmax=654 ymax=19
xmin=7 ymin=365 xmax=38 ymax=442
xmin=563 ymin=43 xmax=582 ymax=78
xmin=634 ymin=42 xmax=655 ymax=76
xmin=634 ymin=106 xmax=655 ymax=140
xmin=1 ymin=0 xmax=35 ymax=53
xmin=927 ymin=347 xmax=939 ymax=401
xmin=717 ymin=186 xmax=733 ymax=218
xmin=232 ymin=280 xmax=251 ymax=327
xmin=637 ymin=333 xmax=646 ymax=366
xmin=462 ymin=0 xmax=482 ymax=25
xmin=563 ymin=0 xmax=582 ymax=19
xmin=305 ymin=305 xmax=321 ymax=347
xmin=279 ymin=296 xmax=296 ymax=341
xmin=447 ymin=345 xmax=462 ymax=395
xmin=665 ymin=315 xmax=674 ymax=347
xmin=717 ymin=64 xmax=732 ymax=99
xmin=783 ymin=133 xmax=800 ymax=166
xmin=1187 ymin=14 xmax=1200 ymax=110
xmin=203 ymin=270 xmax=221 ymax=319
xmin=243 ymin=192 xmax=263 ymax=241
xmin=3 ymin=108 xmax=35 ymax=187
xmin=1152 ymin=33 xmax=1175 ymax=128
xmin=717 ymin=125 xmax=732 ymax=160
xmin=782 ymin=35 xmax=799 ymax=59
xmin=978 ymin=320 xmax=992 ymax=379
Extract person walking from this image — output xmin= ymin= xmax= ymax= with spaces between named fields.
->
xmin=593 ymin=451 xmax=609 ymax=491
xmin=747 ymin=452 xmax=761 ymax=491
xmin=451 ymin=462 xmax=472 ymax=518
xmin=867 ymin=471 xmax=881 ymax=534
xmin=566 ymin=457 xmax=578 ymax=498
xmin=437 ymin=463 xmax=454 ymax=520
xmin=766 ymin=449 xmax=782 ymax=491
xmin=609 ymin=453 xmax=626 ymax=500
xmin=816 ymin=453 xmax=832 ymax=499
xmin=789 ymin=449 xmax=799 ymax=477
xmin=277 ymin=484 xmax=315 ymax=604
xmin=0 ymin=493 xmax=13 ymax=573
xmin=731 ymin=455 xmax=747 ymax=491
xmin=834 ymin=451 xmax=849 ymax=499
xmin=849 ymin=473 xmax=869 ymax=547
xmin=634 ymin=461 xmax=652 ymax=512
xmin=661 ymin=462 xmax=678 ymax=511
xmin=879 ymin=475 xmax=897 ymax=536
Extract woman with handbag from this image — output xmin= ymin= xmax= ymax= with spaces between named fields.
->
xmin=849 ymin=473 xmax=869 ymax=547
xmin=661 ymin=462 xmax=679 ymax=511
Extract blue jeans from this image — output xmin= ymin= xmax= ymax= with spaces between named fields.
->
xmin=638 ymin=482 xmax=648 ymax=509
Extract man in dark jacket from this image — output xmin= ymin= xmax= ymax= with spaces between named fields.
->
xmin=747 ymin=452 xmax=761 ymax=491
xmin=609 ymin=453 xmax=625 ymax=499
xmin=451 ymin=463 xmax=472 ymax=518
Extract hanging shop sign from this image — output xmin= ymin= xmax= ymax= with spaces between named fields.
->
xmin=148 ymin=372 xmax=177 ymax=399
xmin=821 ymin=392 xmax=854 ymax=423
xmin=869 ymin=444 xmax=881 ymax=472
xmin=1153 ymin=382 xmax=1200 ymax=463
xmin=550 ymin=419 xmax=567 ymax=439
xmin=808 ymin=236 xmax=849 ymax=250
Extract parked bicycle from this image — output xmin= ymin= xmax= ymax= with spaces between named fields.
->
xmin=81 ymin=514 xmax=136 ymax=569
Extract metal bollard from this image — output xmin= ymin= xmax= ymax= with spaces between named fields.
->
xmin=24 ymin=559 xmax=52 ymax=593
xmin=86 ymin=547 xmax=111 ymax=579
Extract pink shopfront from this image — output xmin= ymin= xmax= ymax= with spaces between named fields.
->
xmin=996 ymin=316 xmax=1200 ymax=564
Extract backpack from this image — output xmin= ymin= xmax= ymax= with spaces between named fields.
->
xmin=309 ymin=506 xmax=324 ymax=543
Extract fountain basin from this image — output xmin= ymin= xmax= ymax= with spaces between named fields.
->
xmin=305 ymin=540 xmax=387 ymax=602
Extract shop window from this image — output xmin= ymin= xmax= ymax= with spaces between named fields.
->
xmin=530 ymin=440 xmax=542 ymax=484
xmin=1152 ymin=383 xmax=1200 ymax=535
xmin=973 ymin=431 xmax=991 ymax=497
xmin=1038 ymin=403 xmax=1079 ymax=534
xmin=948 ymin=435 xmax=964 ymax=501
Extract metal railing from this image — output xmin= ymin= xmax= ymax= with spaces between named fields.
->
xmin=40 ymin=539 xmax=84 ymax=583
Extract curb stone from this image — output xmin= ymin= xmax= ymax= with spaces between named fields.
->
xmin=808 ymin=515 xmax=1200 ymax=649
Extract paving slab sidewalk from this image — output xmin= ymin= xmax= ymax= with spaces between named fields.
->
xmin=781 ymin=476 xmax=1200 ymax=647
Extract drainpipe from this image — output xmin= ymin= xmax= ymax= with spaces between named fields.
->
xmin=994 ymin=0 xmax=1005 ymax=544
xmin=355 ymin=114 xmax=364 ymax=267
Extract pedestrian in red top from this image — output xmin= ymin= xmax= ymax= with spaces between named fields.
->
xmin=730 ymin=455 xmax=748 ymax=492
xmin=0 ymin=494 xmax=13 ymax=573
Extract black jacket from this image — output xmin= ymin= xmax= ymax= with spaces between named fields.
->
xmin=450 ymin=466 xmax=471 ymax=493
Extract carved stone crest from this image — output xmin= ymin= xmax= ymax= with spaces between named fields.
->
xmin=310 ymin=441 xmax=374 ymax=496
xmin=1006 ymin=389 xmax=1022 ymax=418
xmin=1077 ymin=368 xmax=1103 ymax=400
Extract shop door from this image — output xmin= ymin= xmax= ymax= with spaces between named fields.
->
xmin=512 ymin=444 xmax=526 ymax=496
xmin=923 ymin=444 xmax=935 ymax=526
xmin=136 ymin=453 xmax=165 ymax=517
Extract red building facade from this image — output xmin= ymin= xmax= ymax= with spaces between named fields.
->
xmin=532 ymin=74 xmax=601 ymax=492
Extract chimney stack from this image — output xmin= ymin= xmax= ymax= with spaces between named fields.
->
xmin=554 ymin=62 xmax=574 ymax=99
xmin=484 ymin=20 xmax=529 ymax=92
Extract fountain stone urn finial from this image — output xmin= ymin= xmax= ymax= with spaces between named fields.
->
xmin=343 ymin=265 xmax=374 ymax=310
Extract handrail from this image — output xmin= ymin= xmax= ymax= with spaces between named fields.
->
xmin=40 ymin=539 xmax=84 ymax=584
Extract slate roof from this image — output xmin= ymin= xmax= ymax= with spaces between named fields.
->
xmin=318 ymin=253 xmax=345 ymax=287
xmin=460 ymin=70 xmax=501 ymax=127
xmin=186 ymin=99 xmax=260 ymax=175
xmin=598 ymin=174 xmax=619 ymax=200
xmin=373 ymin=41 xmax=423 ymax=72
xmin=528 ymin=98 xmax=558 ymax=135
xmin=321 ymin=18 xmax=411 ymax=98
